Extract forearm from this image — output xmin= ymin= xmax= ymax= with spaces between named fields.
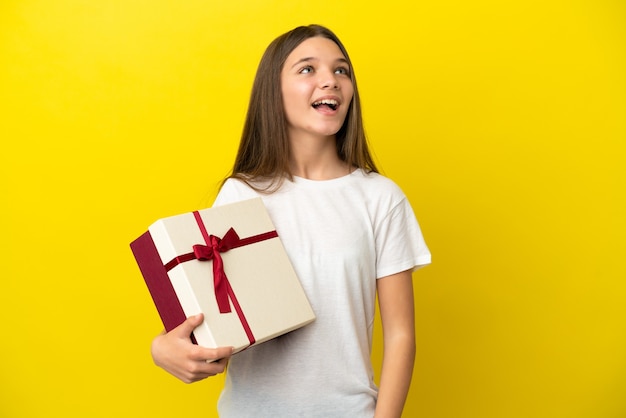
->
xmin=374 ymin=332 xmax=416 ymax=418
xmin=375 ymin=270 xmax=416 ymax=418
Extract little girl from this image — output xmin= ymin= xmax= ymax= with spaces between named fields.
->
xmin=150 ymin=24 xmax=431 ymax=417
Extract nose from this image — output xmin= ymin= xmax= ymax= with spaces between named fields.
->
xmin=319 ymin=68 xmax=339 ymax=90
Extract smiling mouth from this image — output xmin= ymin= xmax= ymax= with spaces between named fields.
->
xmin=312 ymin=99 xmax=339 ymax=111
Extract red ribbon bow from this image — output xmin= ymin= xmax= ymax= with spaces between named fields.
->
xmin=192 ymin=228 xmax=240 ymax=314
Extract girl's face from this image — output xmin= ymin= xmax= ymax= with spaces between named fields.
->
xmin=281 ymin=36 xmax=354 ymax=142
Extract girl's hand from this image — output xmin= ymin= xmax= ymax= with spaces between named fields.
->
xmin=150 ymin=313 xmax=233 ymax=383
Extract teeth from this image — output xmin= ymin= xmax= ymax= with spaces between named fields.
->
xmin=312 ymin=99 xmax=339 ymax=107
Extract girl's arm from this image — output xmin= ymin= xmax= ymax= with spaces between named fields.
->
xmin=374 ymin=269 xmax=416 ymax=418
xmin=151 ymin=313 xmax=233 ymax=383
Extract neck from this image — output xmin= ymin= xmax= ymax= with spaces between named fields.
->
xmin=288 ymin=133 xmax=348 ymax=180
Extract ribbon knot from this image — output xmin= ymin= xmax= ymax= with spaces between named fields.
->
xmin=191 ymin=228 xmax=241 ymax=313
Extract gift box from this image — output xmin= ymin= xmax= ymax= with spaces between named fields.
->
xmin=130 ymin=197 xmax=315 ymax=353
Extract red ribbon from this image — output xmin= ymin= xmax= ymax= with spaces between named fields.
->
xmin=191 ymin=227 xmax=241 ymax=313
xmin=164 ymin=211 xmax=278 ymax=346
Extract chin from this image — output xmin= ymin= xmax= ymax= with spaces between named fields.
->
xmin=318 ymin=125 xmax=343 ymax=137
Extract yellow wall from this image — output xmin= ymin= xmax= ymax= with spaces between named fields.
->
xmin=1 ymin=1 xmax=625 ymax=417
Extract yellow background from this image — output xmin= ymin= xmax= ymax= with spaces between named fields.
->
xmin=1 ymin=1 xmax=625 ymax=417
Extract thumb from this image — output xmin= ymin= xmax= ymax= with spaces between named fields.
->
xmin=173 ymin=313 xmax=204 ymax=338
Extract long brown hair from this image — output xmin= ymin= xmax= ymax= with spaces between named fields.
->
xmin=227 ymin=24 xmax=378 ymax=191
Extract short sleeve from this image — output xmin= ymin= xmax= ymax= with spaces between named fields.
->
xmin=374 ymin=197 xmax=431 ymax=279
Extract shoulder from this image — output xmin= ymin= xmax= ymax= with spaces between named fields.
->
xmin=353 ymin=169 xmax=402 ymax=187
xmin=350 ymin=169 xmax=407 ymax=202
xmin=213 ymin=178 xmax=261 ymax=206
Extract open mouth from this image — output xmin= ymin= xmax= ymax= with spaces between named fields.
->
xmin=312 ymin=99 xmax=339 ymax=111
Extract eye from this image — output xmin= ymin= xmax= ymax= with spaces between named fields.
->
xmin=335 ymin=66 xmax=350 ymax=76
xmin=299 ymin=65 xmax=314 ymax=74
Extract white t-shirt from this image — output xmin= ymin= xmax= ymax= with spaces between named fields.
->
xmin=213 ymin=169 xmax=431 ymax=417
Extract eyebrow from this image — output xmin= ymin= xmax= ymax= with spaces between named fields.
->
xmin=290 ymin=57 xmax=349 ymax=69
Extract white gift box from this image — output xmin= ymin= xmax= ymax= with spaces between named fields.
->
xmin=130 ymin=197 xmax=315 ymax=353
